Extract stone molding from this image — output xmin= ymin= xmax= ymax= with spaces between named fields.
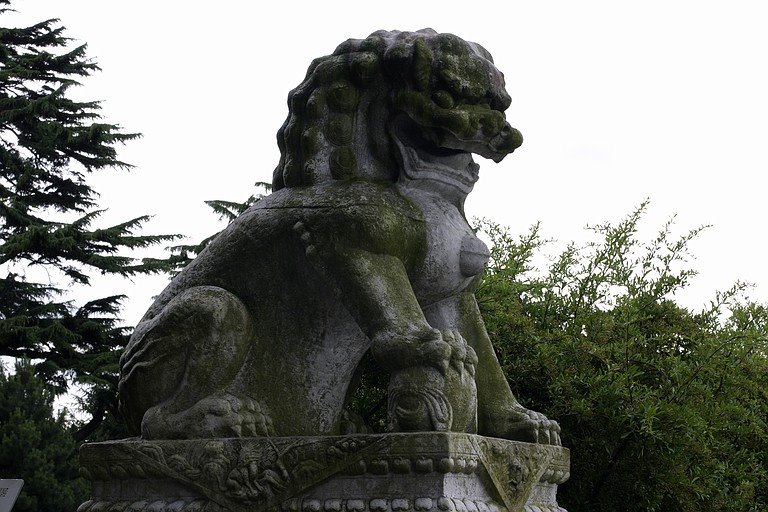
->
xmin=78 ymin=433 xmax=568 ymax=512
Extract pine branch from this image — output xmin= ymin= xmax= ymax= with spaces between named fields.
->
xmin=0 ymin=4 xmax=181 ymax=425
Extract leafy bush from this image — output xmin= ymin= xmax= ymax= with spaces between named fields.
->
xmin=476 ymin=203 xmax=768 ymax=511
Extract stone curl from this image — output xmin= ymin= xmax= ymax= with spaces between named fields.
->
xmin=273 ymin=29 xmax=522 ymax=190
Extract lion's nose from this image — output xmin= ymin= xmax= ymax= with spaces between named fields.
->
xmin=488 ymin=123 xmax=523 ymax=162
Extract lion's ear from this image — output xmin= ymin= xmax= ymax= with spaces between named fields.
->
xmin=412 ymin=38 xmax=433 ymax=92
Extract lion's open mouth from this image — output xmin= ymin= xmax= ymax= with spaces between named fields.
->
xmin=391 ymin=115 xmax=481 ymax=195
xmin=391 ymin=110 xmax=524 ymax=196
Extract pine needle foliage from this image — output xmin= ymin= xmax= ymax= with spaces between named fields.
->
xmin=0 ymin=0 xmax=179 ymax=440
xmin=0 ymin=359 xmax=88 ymax=511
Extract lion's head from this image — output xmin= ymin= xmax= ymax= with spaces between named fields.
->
xmin=272 ymin=29 xmax=522 ymax=196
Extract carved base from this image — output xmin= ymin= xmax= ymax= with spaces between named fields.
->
xmin=78 ymin=433 xmax=568 ymax=512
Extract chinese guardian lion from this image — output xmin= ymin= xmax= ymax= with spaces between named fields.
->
xmin=119 ymin=29 xmax=561 ymax=446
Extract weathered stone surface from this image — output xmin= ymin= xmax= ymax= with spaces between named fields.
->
xmin=78 ymin=433 xmax=569 ymax=512
xmin=117 ymin=28 xmax=560 ymax=447
xmin=85 ymin=28 xmax=571 ymax=512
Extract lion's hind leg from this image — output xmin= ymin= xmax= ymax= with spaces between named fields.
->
xmin=119 ymin=285 xmax=269 ymax=439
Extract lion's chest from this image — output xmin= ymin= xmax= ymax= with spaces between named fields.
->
xmin=401 ymin=188 xmax=489 ymax=307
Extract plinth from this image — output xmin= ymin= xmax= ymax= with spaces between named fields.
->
xmin=77 ymin=433 xmax=568 ymax=512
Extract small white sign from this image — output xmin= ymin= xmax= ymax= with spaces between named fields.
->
xmin=0 ymin=480 xmax=23 ymax=512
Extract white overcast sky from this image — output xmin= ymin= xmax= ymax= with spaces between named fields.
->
xmin=7 ymin=0 xmax=768 ymax=324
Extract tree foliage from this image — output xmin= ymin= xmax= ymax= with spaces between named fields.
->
xmin=0 ymin=0 xmax=178 ymax=441
xmin=0 ymin=359 xmax=87 ymax=512
xmin=476 ymin=203 xmax=768 ymax=511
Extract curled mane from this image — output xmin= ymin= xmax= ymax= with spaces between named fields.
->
xmin=273 ymin=29 xmax=509 ymax=191
xmin=272 ymin=31 xmax=396 ymax=190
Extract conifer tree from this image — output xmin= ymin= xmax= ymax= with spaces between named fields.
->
xmin=0 ymin=359 xmax=87 ymax=511
xmin=0 ymin=1 xmax=177 ymax=440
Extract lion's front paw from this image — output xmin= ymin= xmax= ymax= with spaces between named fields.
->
xmin=371 ymin=328 xmax=481 ymax=377
xmin=441 ymin=329 xmax=477 ymax=377
xmin=371 ymin=327 xmax=450 ymax=371
xmin=485 ymin=406 xmax=562 ymax=446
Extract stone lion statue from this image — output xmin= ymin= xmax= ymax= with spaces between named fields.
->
xmin=119 ymin=29 xmax=561 ymax=446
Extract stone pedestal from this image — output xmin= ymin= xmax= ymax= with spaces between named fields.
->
xmin=77 ymin=433 xmax=568 ymax=512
